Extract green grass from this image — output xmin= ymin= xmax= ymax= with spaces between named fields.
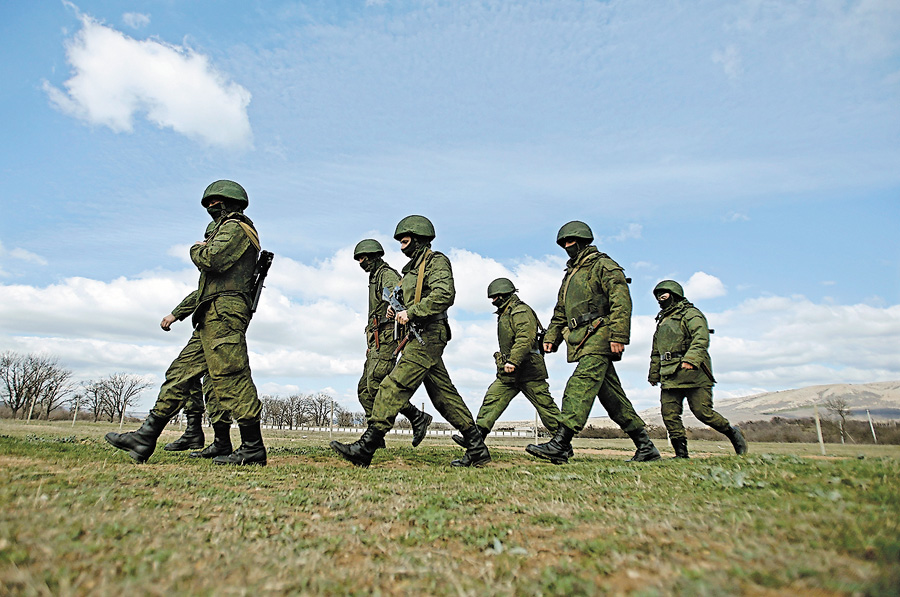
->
xmin=1 ymin=420 xmax=899 ymax=595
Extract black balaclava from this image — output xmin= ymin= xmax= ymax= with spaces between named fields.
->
xmin=656 ymin=292 xmax=681 ymax=311
xmin=564 ymin=240 xmax=587 ymax=260
xmin=401 ymin=236 xmax=422 ymax=258
xmin=359 ymin=255 xmax=380 ymax=273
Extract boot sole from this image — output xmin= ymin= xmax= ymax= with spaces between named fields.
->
xmin=163 ymin=442 xmax=205 ymax=452
xmin=411 ymin=413 xmax=434 ymax=448
xmin=212 ymin=460 xmax=266 ymax=466
xmin=525 ymin=445 xmax=568 ymax=465
xmin=104 ymin=434 xmax=149 ymax=464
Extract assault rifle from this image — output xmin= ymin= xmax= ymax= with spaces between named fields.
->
xmin=250 ymin=250 xmax=274 ymax=314
xmin=381 ymin=286 xmax=425 ymax=354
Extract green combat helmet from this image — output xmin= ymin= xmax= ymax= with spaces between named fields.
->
xmin=394 ymin=215 xmax=436 ymax=241
xmin=556 ymin=220 xmax=594 ymax=247
xmin=353 ymin=239 xmax=385 ymax=259
xmin=201 ymin=180 xmax=249 ymax=209
xmin=653 ymin=280 xmax=685 ymax=299
xmin=487 ymin=277 xmax=517 ymax=298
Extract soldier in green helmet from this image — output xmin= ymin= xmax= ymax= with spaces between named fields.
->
xmin=527 ymin=220 xmax=661 ymax=464
xmin=649 ymin=280 xmax=747 ymax=457
xmin=331 ymin=215 xmax=490 ymax=468
xmin=105 ymin=180 xmax=266 ymax=466
xmin=353 ymin=238 xmax=432 ymax=445
xmin=451 ymin=278 xmax=563 ymax=447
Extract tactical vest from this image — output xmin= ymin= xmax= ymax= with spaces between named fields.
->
xmin=197 ymin=214 xmax=259 ymax=305
xmin=562 ymin=251 xmax=611 ymax=326
xmin=497 ymin=296 xmax=547 ymax=380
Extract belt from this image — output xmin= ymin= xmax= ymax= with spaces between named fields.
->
xmin=660 ymin=351 xmax=683 ymax=362
xmin=568 ymin=311 xmax=605 ymax=330
xmin=420 ymin=311 xmax=449 ymax=325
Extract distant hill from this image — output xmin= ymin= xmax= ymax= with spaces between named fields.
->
xmin=637 ymin=381 xmax=900 ymax=427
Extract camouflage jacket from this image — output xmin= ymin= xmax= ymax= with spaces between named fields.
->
xmin=399 ymin=244 xmax=455 ymax=327
xmin=495 ymin=294 xmax=548 ymax=381
xmin=545 ymin=245 xmax=632 ymax=362
xmin=649 ymin=299 xmax=714 ymax=388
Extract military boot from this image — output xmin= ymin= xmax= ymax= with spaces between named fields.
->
xmin=452 ymin=425 xmax=488 ymax=448
xmin=671 ymin=437 xmax=689 ymax=459
xmin=330 ymin=427 xmax=385 ymax=468
xmin=626 ymin=428 xmax=662 ymax=462
xmin=724 ymin=425 xmax=748 ymax=455
xmin=451 ymin=426 xmax=492 ymax=467
xmin=104 ymin=413 xmax=169 ymax=464
xmin=191 ymin=422 xmax=233 ymax=459
xmin=526 ymin=426 xmax=575 ymax=465
xmin=400 ymin=404 xmax=433 ymax=447
xmin=213 ymin=422 xmax=267 ymax=466
xmin=164 ymin=414 xmax=205 ymax=451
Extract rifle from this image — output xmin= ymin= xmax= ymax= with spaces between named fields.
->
xmin=250 ymin=250 xmax=274 ymax=313
xmin=381 ymin=286 xmax=425 ymax=354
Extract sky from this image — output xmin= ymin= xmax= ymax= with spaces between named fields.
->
xmin=1 ymin=0 xmax=898 ymax=422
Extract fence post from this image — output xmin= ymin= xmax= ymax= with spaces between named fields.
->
xmin=867 ymin=409 xmax=878 ymax=444
xmin=814 ymin=404 xmax=826 ymax=456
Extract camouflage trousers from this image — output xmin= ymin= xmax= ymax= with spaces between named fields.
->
xmin=150 ymin=295 xmax=261 ymax=425
xmin=180 ymin=376 xmax=232 ymax=426
xmin=369 ymin=323 xmax=475 ymax=433
xmin=559 ymin=354 xmax=645 ymax=434
xmin=660 ymin=386 xmax=730 ymax=441
xmin=476 ymin=377 xmax=561 ymax=434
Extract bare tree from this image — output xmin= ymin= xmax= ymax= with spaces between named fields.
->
xmin=823 ymin=396 xmax=853 ymax=444
xmin=96 ymin=374 xmax=152 ymax=422
xmin=0 ymin=352 xmax=73 ymax=420
xmin=303 ymin=392 xmax=333 ymax=426
xmin=81 ymin=380 xmax=108 ymax=422
xmin=334 ymin=404 xmax=354 ymax=427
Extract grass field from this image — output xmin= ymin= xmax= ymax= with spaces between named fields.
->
xmin=2 ymin=420 xmax=898 ymax=596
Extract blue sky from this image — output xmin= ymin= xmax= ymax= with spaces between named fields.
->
xmin=1 ymin=0 xmax=898 ymax=421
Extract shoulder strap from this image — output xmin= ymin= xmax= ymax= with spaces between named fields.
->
xmin=223 ymin=218 xmax=261 ymax=251
xmin=414 ymin=249 xmax=432 ymax=304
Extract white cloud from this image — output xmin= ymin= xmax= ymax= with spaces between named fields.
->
xmin=122 ymin=12 xmax=150 ymax=29
xmin=45 ymin=14 xmax=252 ymax=148
xmin=0 ymin=240 xmax=48 ymax=271
xmin=599 ymin=223 xmax=642 ymax=244
xmin=684 ymin=271 xmax=727 ymax=299
xmin=712 ymin=44 xmax=742 ymax=80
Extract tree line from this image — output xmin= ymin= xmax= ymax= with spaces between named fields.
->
xmin=260 ymin=393 xmax=367 ymax=429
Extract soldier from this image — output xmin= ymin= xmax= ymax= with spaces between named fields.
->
xmin=452 ymin=278 xmax=563 ymax=447
xmin=331 ymin=215 xmax=490 ymax=468
xmin=527 ymin=221 xmax=661 ymax=464
xmin=353 ymin=239 xmax=432 ymax=446
xmin=105 ymin=180 xmax=266 ymax=466
xmin=649 ymin=280 xmax=747 ymax=457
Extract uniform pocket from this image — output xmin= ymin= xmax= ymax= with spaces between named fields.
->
xmin=207 ymin=333 xmax=249 ymax=376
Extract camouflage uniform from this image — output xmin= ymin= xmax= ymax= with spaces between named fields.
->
xmin=369 ymin=245 xmax=476 ymax=432
xmin=476 ymin=293 xmax=561 ymax=433
xmin=650 ymin=280 xmax=746 ymax=455
xmin=356 ymin=257 xmax=401 ymax=419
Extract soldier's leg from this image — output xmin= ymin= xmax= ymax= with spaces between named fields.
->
xmin=660 ymin=389 xmax=687 ymax=440
xmin=421 ymin=358 xmax=476 ymax=432
xmin=519 ymin=379 xmax=562 ymax=434
xmin=596 ymin=362 xmax=660 ymax=462
xmin=684 ymin=387 xmax=730 ymax=433
xmin=191 ymin=377 xmax=233 ymax=459
xmin=202 ymin=376 xmax=232 ymax=425
xmin=164 ymin=376 xmax=206 ymax=452
xmin=200 ymin=296 xmax=261 ymax=425
xmin=475 ymin=379 xmax=518 ymax=431
xmin=595 ymin=362 xmax=645 ymax=434
xmin=369 ymin=353 xmax=431 ymax=433
xmin=357 ymin=357 xmax=375 ymax=420
xmin=558 ymin=356 xmax=608 ymax=433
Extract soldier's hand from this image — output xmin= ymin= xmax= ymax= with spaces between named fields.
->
xmin=610 ymin=342 xmax=625 ymax=354
xmin=680 ymin=362 xmax=695 ymax=370
xmin=193 ymin=241 xmax=207 ymax=246
xmin=396 ymin=310 xmax=409 ymax=325
xmin=386 ymin=307 xmax=395 ymax=319
xmin=504 ymin=363 xmax=516 ymax=373
xmin=650 ymin=381 xmax=658 ymax=387
xmin=543 ymin=342 xmax=555 ymax=353
xmin=160 ymin=314 xmax=177 ymax=331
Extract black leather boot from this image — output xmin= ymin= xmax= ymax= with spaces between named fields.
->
xmin=331 ymin=427 xmax=385 ymax=468
xmin=104 ymin=413 xmax=169 ymax=464
xmin=526 ymin=425 xmax=575 ymax=465
xmin=671 ymin=437 xmax=689 ymax=459
xmin=626 ymin=428 xmax=662 ymax=462
xmin=451 ymin=426 xmax=492 ymax=467
xmin=452 ymin=425 xmax=488 ymax=448
xmin=724 ymin=425 xmax=748 ymax=455
xmin=191 ymin=422 xmax=233 ymax=459
xmin=164 ymin=414 xmax=205 ymax=451
xmin=213 ymin=422 xmax=267 ymax=466
xmin=400 ymin=404 xmax=433 ymax=447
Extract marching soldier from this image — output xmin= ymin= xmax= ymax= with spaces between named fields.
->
xmin=649 ymin=280 xmax=747 ymax=457
xmin=105 ymin=180 xmax=266 ymax=466
xmin=452 ymin=278 xmax=563 ymax=446
xmin=331 ymin=216 xmax=490 ymax=468
xmin=527 ymin=220 xmax=661 ymax=464
xmin=353 ymin=239 xmax=432 ymax=446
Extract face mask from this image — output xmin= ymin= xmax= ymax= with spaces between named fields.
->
xmin=565 ymin=243 xmax=582 ymax=259
xmin=207 ymin=205 xmax=226 ymax=221
xmin=359 ymin=257 xmax=378 ymax=273
xmin=401 ymin=238 xmax=419 ymax=258
xmin=491 ymin=296 xmax=506 ymax=309
xmin=656 ymin=295 xmax=677 ymax=310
